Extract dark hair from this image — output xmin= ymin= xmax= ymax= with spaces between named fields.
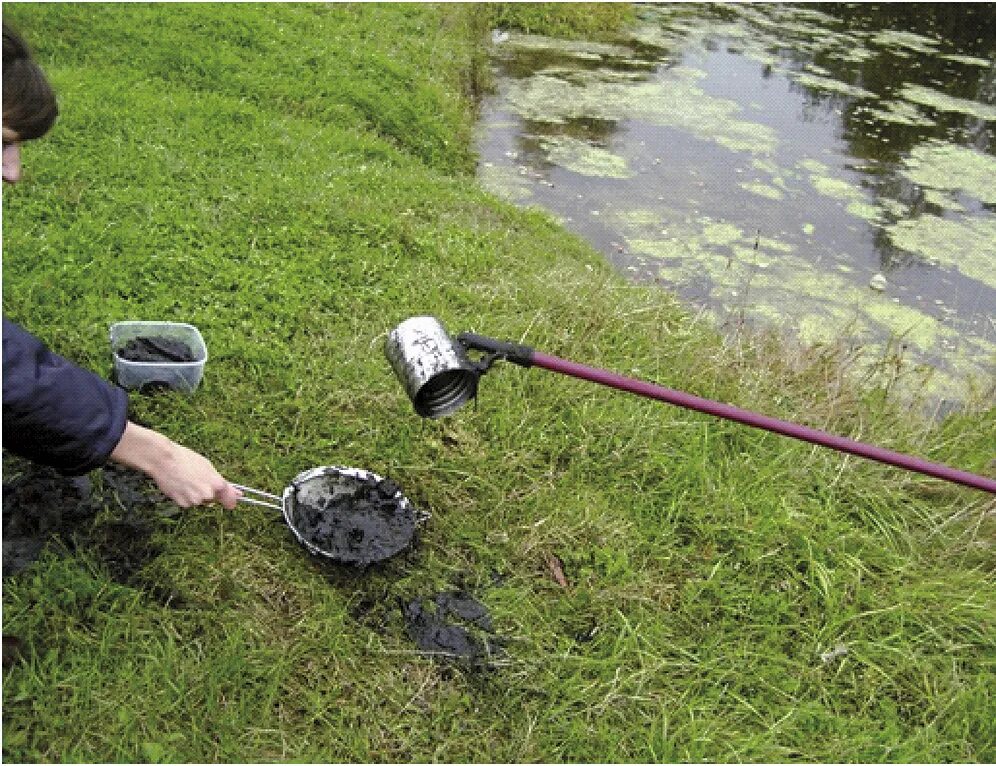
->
xmin=3 ymin=22 xmax=58 ymax=140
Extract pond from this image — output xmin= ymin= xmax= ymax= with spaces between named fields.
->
xmin=475 ymin=4 xmax=995 ymax=408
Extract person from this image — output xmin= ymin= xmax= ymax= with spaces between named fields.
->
xmin=2 ymin=22 xmax=240 ymax=510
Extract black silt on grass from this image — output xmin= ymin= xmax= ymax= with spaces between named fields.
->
xmin=290 ymin=478 xmax=416 ymax=566
xmin=403 ymin=591 xmax=504 ymax=665
xmin=118 ymin=336 xmax=196 ymax=363
xmin=2 ymin=459 xmax=164 ymax=580
xmin=2 ymin=462 xmax=94 ymax=576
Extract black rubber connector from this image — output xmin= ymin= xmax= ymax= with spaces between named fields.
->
xmin=456 ymin=333 xmax=535 ymax=368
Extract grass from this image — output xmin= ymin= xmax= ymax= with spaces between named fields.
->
xmin=486 ymin=2 xmax=636 ymax=39
xmin=3 ymin=3 xmax=995 ymax=762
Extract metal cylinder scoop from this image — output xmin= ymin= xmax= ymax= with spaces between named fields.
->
xmin=384 ymin=315 xmax=996 ymax=494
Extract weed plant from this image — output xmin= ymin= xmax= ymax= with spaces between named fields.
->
xmin=2 ymin=4 xmax=994 ymax=762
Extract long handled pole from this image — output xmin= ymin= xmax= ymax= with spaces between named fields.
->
xmin=527 ymin=351 xmax=996 ymax=494
xmin=454 ymin=332 xmax=994 ymax=494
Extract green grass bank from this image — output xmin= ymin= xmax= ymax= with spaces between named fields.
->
xmin=2 ymin=4 xmax=994 ymax=762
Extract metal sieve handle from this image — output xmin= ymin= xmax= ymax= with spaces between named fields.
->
xmin=232 ymin=483 xmax=284 ymax=511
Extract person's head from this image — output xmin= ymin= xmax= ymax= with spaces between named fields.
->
xmin=3 ymin=22 xmax=58 ymax=183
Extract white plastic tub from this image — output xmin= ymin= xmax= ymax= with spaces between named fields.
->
xmin=109 ymin=321 xmax=207 ymax=393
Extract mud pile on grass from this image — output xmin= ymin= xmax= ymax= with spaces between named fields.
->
xmin=2 ymin=458 xmax=163 ymax=579
xmin=403 ymin=591 xmax=504 ymax=665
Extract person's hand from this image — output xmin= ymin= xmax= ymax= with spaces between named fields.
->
xmin=146 ymin=440 xmax=241 ymax=509
xmin=110 ymin=421 xmax=241 ymax=509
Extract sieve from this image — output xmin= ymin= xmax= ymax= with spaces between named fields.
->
xmin=233 ymin=465 xmax=428 ymax=565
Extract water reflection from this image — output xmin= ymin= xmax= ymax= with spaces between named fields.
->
xmin=475 ymin=3 xmax=995 ymax=406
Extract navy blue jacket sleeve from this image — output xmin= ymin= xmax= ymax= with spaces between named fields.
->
xmin=2 ymin=318 xmax=129 ymax=476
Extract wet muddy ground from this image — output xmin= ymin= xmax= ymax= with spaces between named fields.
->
xmin=476 ymin=4 xmax=996 ymax=404
xmin=4 ymin=455 xmax=503 ymax=664
xmin=2 ymin=457 xmax=166 ymax=586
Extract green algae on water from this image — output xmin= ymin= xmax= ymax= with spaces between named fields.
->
xmin=703 ymin=221 xmax=744 ymax=246
xmin=539 ymin=135 xmax=633 ymax=179
xmin=859 ymin=99 xmax=937 ymax=127
xmin=836 ymin=43 xmax=878 ymax=64
xmin=478 ymin=163 xmax=534 ymax=203
xmin=788 ymin=72 xmax=877 ymax=100
xmin=611 ymin=208 xmax=663 ymax=229
xmin=942 ymin=53 xmax=993 ymax=67
xmin=480 ymin=4 xmax=995 ymax=407
xmin=901 ymin=140 xmax=996 ymax=205
xmin=628 ymin=236 xmax=707 ymax=265
xmin=846 ymin=201 xmax=883 ymax=223
xmin=798 ymin=158 xmax=831 ymax=175
xmin=878 ymin=197 xmax=910 ymax=219
xmin=808 ymin=174 xmax=867 ymax=204
xmin=870 ymin=29 xmax=941 ymax=55
xmin=886 ymin=214 xmax=996 ymax=289
xmin=740 ymin=181 xmax=785 ymax=201
xmin=900 ymin=84 xmax=996 ymax=122
xmin=622 ymin=211 xmax=990 ymax=400
xmin=631 ymin=222 xmax=967 ymax=359
xmin=503 ymin=67 xmax=779 ymax=156
xmin=751 ymin=158 xmax=781 ymax=175
xmin=501 ymin=32 xmax=633 ymax=60
xmin=669 ymin=65 xmax=709 ymax=81
xmin=922 ymin=188 xmax=967 ymax=213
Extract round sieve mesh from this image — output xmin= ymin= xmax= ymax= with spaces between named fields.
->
xmin=284 ymin=468 xmax=417 ymax=565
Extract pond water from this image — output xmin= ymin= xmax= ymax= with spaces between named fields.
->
xmin=475 ymin=4 xmax=995 ymax=407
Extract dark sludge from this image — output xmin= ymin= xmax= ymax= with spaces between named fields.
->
xmin=403 ymin=591 xmax=505 ymax=666
xmin=118 ymin=336 xmax=197 ymax=363
xmin=289 ymin=476 xmax=416 ymax=566
xmin=2 ymin=460 xmax=165 ymax=581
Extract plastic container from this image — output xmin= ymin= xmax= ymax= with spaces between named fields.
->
xmin=109 ymin=321 xmax=207 ymax=393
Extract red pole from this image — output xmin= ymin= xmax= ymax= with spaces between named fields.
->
xmin=531 ymin=351 xmax=996 ymax=494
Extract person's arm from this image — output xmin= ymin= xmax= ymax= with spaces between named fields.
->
xmin=110 ymin=421 xmax=239 ymax=509
xmin=3 ymin=318 xmax=238 ymax=509
xmin=3 ymin=318 xmax=128 ymax=474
